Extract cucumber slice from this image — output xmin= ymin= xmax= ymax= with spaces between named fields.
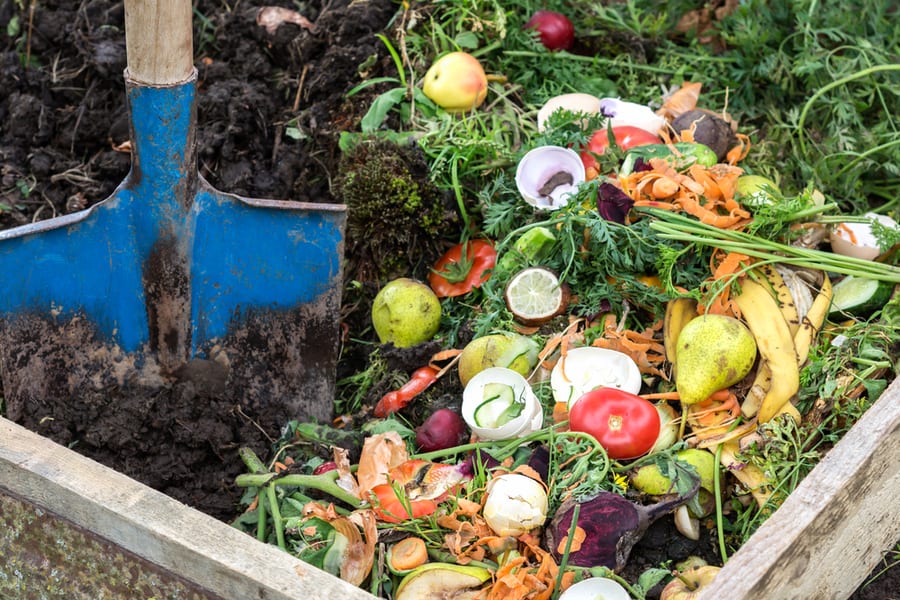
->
xmin=828 ymin=275 xmax=894 ymax=319
xmin=474 ymin=383 xmax=521 ymax=428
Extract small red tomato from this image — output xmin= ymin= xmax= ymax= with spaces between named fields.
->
xmin=568 ymin=388 xmax=660 ymax=460
xmin=579 ymin=126 xmax=661 ymax=179
xmin=525 ymin=10 xmax=575 ymax=51
xmin=428 ymin=239 xmax=497 ymax=298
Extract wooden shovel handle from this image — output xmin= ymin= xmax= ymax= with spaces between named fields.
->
xmin=124 ymin=0 xmax=194 ymax=85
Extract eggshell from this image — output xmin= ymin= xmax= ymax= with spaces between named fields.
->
xmin=515 ymin=145 xmax=586 ymax=210
xmin=558 ymin=577 xmax=631 ymax=600
xmin=537 ymin=93 xmax=602 ymax=132
xmin=598 ymin=97 xmax=668 ymax=135
xmin=829 ymin=212 xmax=898 ymax=261
xmin=550 ymin=346 xmax=643 ymax=409
xmin=461 ymin=367 xmax=543 ymax=441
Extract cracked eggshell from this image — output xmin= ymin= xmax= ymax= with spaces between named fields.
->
xmin=551 ymin=346 xmax=643 ymax=410
xmin=515 ymin=146 xmax=586 ymax=210
xmin=537 ymin=93 xmax=603 ymax=132
xmin=482 ymin=473 xmax=548 ymax=537
xmin=829 ymin=212 xmax=898 ymax=261
xmin=462 ymin=367 xmax=544 ymax=441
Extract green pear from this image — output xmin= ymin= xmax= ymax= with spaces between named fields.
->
xmin=631 ymin=448 xmax=717 ymax=495
xmin=675 ymin=314 xmax=756 ymax=405
xmin=371 ymin=278 xmax=441 ymax=347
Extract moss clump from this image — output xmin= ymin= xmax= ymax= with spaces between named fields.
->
xmin=336 ymin=138 xmax=452 ymax=281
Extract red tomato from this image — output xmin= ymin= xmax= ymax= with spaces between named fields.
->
xmin=428 ymin=240 xmax=497 ymax=298
xmin=568 ymin=388 xmax=660 ymax=460
xmin=579 ymin=126 xmax=661 ymax=179
xmin=369 ymin=484 xmax=438 ymax=523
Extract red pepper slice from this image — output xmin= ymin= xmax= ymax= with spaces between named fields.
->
xmin=373 ymin=365 xmax=440 ymax=417
xmin=369 ymin=483 xmax=439 ymax=523
xmin=428 ymin=240 xmax=497 ymax=298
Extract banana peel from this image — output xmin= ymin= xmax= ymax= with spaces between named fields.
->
xmin=757 ymin=263 xmax=800 ymax=336
xmin=664 ymin=296 xmax=699 ymax=366
xmin=718 ymin=440 xmax=772 ymax=509
xmin=793 ymin=273 xmax=832 ymax=367
xmin=734 ymin=279 xmax=800 ymax=424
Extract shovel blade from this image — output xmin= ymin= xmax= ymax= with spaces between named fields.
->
xmin=0 ymin=73 xmax=347 ymax=432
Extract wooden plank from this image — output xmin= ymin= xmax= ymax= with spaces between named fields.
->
xmin=700 ymin=377 xmax=900 ymax=600
xmin=0 ymin=417 xmax=376 ymax=600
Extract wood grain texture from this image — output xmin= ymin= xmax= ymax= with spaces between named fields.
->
xmin=124 ymin=0 xmax=193 ymax=84
xmin=700 ymin=377 xmax=900 ymax=600
xmin=0 ymin=417 xmax=377 ymax=600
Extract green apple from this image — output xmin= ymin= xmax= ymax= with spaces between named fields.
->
xmin=659 ymin=565 xmax=721 ymax=600
xmin=457 ymin=334 xmax=539 ymax=387
xmin=734 ymin=174 xmax=781 ymax=207
xmin=395 ymin=563 xmax=491 ymax=600
xmin=422 ymin=52 xmax=488 ymax=113
xmin=371 ymin=278 xmax=441 ymax=347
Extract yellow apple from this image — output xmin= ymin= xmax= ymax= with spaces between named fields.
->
xmin=422 ymin=52 xmax=488 ymax=113
xmin=659 ymin=565 xmax=721 ymax=600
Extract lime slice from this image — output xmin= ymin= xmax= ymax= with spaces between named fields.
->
xmin=504 ymin=267 xmax=569 ymax=325
xmin=474 ymin=383 xmax=517 ymax=428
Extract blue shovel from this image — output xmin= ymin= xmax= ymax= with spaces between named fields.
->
xmin=0 ymin=0 xmax=346 ymax=430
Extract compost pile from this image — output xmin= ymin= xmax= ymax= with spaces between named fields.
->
xmin=2 ymin=1 xmax=899 ymax=599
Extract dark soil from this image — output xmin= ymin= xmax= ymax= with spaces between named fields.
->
xmin=0 ymin=0 xmax=403 ymax=521
xmin=1 ymin=1 xmax=896 ymax=597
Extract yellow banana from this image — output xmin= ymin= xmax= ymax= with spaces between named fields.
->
xmin=663 ymin=297 xmax=699 ymax=366
xmin=774 ymin=401 xmax=802 ymax=423
xmin=776 ymin=264 xmax=815 ymax=324
xmin=695 ymin=419 xmax=759 ymax=449
xmin=793 ymin=273 xmax=832 ymax=367
xmin=741 ymin=360 xmax=772 ymax=418
xmin=718 ymin=440 xmax=772 ymax=509
xmin=734 ymin=278 xmax=799 ymax=424
xmin=758 ymin=264 xmax=800 ymax=336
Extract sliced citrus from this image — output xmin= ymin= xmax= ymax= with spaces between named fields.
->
xmin=504 ymin=267 xmax=569 ymax=325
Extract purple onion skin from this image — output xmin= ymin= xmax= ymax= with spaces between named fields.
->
xmin=527 ymin=445 xmax=551 ymax=482
xmin=415 ymin=408 xmax=467 ymax=452
xmin=597 ymin=182 xmax=635 ymax=224
xmin=545 ymin=479 xmax=699 ymax=571
xmin=459 ymin=448 xmax=501 ymax=479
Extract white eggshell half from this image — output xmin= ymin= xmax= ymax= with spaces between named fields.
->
xmin=462 ymin=367 xmax=544 ymax=441
xmin=551 ymin=346 xmax=643 ymax=409
xmin=558 ymin=577 xmax=631 ymax=600
xmin=829 ymin=212 xmax=898 ymax=261
xmin=515 ymin=145 xmax=586 ymax=210
xmin=537 ymin=93 xmax=602 ymax=132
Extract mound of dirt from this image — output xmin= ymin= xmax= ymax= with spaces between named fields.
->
xmin=0 ymin=0 xmax=398 ymax=520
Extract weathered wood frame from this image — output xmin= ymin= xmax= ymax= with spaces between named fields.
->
xmin=0 ymin=417 xmax=376 ymax=600
xmin=700 ymin=377 xmax=900 ymax=599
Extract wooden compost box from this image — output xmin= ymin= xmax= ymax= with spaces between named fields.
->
xmin=2 ymin=377 xmax=898 ymax=599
